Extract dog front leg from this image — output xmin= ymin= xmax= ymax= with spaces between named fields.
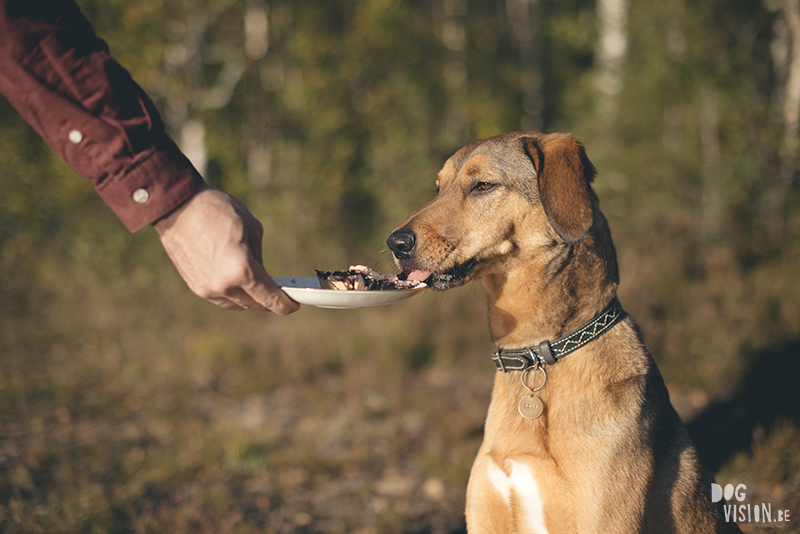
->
xmin=465 ymin=453 xmax=517 ymax=533
xmin=466 ymin=452 xmax=556 ymax=534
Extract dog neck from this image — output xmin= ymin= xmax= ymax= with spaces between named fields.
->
xmin=481 ymin=228 xmax=619 ymax=350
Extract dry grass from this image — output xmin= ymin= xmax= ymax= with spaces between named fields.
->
xmin=1 ymin=247 xmax=490 ymax=533
xmin=1 ymin=226 xmax=798 ymax=533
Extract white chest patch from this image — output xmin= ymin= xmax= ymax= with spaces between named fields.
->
xmin=486 ymin=459 xmax=550 ymax=534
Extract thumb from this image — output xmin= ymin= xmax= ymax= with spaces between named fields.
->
xmin=246 ymin=256 xmax=301 ymax=315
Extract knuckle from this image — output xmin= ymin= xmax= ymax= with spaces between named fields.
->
xmin=217 ymin=260 xmax=254 ymax=292
xmin=228 ymin=264 xmax=255 ymax=286
xmin=197 ymin=288 xmax=217 ymax=300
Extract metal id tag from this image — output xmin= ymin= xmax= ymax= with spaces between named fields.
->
xmin=518 ymin=395 xmax=544 ymax=420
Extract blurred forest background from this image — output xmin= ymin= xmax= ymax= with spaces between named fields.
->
xmin=2 ymin=0 xmax=800 ymax=532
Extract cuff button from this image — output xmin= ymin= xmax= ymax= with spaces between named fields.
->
xmin=132 ymin=188 xmax=150 ymax=203
xmin=68 ymin=130 xmax=83 ymax=143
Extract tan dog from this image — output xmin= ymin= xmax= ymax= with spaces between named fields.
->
xmin=387 ymin=132 xmax=740 ymax=533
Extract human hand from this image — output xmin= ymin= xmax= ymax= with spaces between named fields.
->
xmin=153 ymin=183 xmax=300 ymax=314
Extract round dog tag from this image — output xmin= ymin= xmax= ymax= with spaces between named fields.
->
xmin=518 ymin=395 xmax=544 ymax=420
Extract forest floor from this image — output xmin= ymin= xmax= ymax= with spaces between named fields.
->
xmin=1 ymin=283 xmax=798 ymax=533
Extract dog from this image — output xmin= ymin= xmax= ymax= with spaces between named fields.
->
xmin=386 ymin=132 xmax=740 ymax=533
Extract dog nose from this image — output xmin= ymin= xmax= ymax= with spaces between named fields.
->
xmin=387 ymin=229 xmax=416 ymax=258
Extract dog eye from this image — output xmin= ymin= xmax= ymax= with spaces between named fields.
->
xmin=472 ymin=182 xmax=496 ymax=193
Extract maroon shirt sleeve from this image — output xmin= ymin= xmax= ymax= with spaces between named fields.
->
xmin=0 ymin=0 xmax=204 ymax=232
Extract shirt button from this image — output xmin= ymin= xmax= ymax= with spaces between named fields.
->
xmin=132 ymin=188 xmax=150 ymax=203
xmin=68 ymin=130 xmax=83 ymax=143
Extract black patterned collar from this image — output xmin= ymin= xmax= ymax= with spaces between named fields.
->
xmin=491 ymin=297 xmax=625 ymax=372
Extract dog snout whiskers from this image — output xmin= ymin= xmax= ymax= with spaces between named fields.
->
xmin=386 ymin=229 xmax=417 ymax=259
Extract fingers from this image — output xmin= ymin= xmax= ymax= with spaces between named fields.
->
xmin=204 ymin=277 xmax=299 ymax=314
xmin=206 ymin=294 xmax=248 ymax=312
xmin=241 ymin=256 xmax=300 ymax=315
xmin=237 ymin=208 xmax=299 ymax=315
xmin=206 ymin=249 xmax=299 ymax=314
xmin=244 ymin=211 xmax=265 ymax=265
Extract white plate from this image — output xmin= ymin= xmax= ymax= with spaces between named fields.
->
xmin=274 ymin=277 xmax=427 ymax=309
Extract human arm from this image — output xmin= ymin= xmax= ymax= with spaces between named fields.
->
xmin=0 ymin=0 xmax=298 ymax=313
xmin=0 ymin=0 xmax=201 ymax=230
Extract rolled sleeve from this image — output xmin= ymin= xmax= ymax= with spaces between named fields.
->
xmin=0 ymin=0 xmax=204 ymax=232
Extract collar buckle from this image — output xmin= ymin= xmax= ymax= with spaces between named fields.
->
xmin=493 ymin=297 xmax=624 ymax=372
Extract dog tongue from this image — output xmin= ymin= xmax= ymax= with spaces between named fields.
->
xmin=405 ymin=269 xmax=431 ymax=282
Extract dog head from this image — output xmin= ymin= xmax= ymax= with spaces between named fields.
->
xmin=387 ymin=132 xmax=604 ymax=291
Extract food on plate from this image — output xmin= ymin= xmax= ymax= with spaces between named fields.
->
xmin=315 ymin=265 xmax=425 ymax=291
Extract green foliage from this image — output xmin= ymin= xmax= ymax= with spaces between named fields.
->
xmin=1 ymin=0 xmax=799 ymax=532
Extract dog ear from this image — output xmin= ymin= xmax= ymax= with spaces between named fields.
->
xmin=523 ymin=133 xmax=596 ymax=244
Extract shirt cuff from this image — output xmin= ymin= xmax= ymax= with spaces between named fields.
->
xmin=93 ymin=137 xmax=206 ymax=232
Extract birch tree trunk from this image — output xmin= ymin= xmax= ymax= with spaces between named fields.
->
xmin=594 ymin=0 xmax=628 ymax=125
xmin=768 ymin=0 xmax=800 ymax=238
xmin=439 ymin=0 xmax=469 ymax=146
xmin=506 ymin=0 xmax=542 ymax=131
xmin=163 ymin=0 xmax=249 ymax=176
xmin=780 ymin=0 xmax=800 ymax=187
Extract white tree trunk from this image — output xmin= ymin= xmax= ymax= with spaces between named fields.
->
xmin=767 ymin=0 xmax=800 ymax=238
xmin=440 ymin=0 xmax=469 ymax=145
xmin=780 ymin=0 xmax=800 ymax=186
xmin=506 ymin=0 xmax=542 ymax=131
xmin=595 ymin=0 xmax=629 ymax=123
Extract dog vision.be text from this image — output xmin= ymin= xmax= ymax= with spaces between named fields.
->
xmin=712 ymin=484 xmax=792 ymax=525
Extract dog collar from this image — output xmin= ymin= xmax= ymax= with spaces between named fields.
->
xmin=492 ymin=297 xmax=624 ymax=372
